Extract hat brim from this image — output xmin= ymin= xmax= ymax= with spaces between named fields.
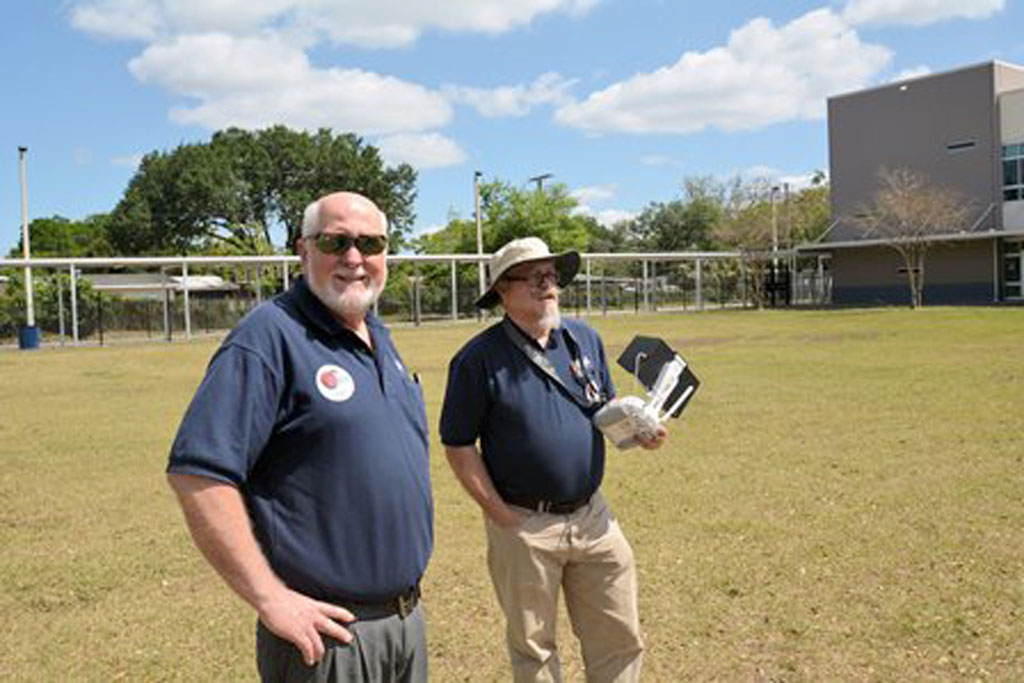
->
xmin=475 ymin=250 xmax=581 ymax=309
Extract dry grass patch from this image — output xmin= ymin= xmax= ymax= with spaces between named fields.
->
xmin=1 ymin=307 xmax=1022 ymax=680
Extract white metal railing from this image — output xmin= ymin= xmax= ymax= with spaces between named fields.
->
xmin=1 ymin=249 xmax=817 ymax=348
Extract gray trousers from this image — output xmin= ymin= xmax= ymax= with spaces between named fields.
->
xmin=256 ymin=604 xmax=427 ymax=683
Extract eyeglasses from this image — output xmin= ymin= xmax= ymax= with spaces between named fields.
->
xmin=503 ymin=270 xmax=559 ymax=289
xmin=306 ymin=233 xmax=389 ymax=256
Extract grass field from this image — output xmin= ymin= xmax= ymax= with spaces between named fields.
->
xmin=1 ymin=307 xmax=1022 ymax=681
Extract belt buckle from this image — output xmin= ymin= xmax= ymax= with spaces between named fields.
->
xmin=396 ymin=588 xmax=416 ymax=619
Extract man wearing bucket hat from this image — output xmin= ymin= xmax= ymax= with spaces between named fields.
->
xmin=440 ymin=236 xmax=665 ymax=682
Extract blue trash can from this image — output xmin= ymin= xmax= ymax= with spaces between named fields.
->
xmin=18 ymin=326 xmax=40 ymax=350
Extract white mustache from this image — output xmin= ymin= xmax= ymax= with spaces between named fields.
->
xmin=333 ymin=268 xmax=368 ymax=279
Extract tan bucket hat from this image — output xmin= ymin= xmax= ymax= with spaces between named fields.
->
xmin=475 ymin=237 xmax=581 ymax=309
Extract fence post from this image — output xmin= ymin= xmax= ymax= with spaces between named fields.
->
xmin=162 ymin=267 xmax=172 ymax=342
xmin=641 ymin=260 xmax=649 ymax=311
xmin=696 ymin=258 xmax=703 ymax=311
xmin=182 ymin=261 xmax=192 ymax=340
xmin=70 ymin=264 xmax=79 ymax=344
xmin=585 ymin=258 xmax=592 ymax=316
xmin=56 ymin=271 xmax=66 ymax=346
xmin=651 ymin=261 xmax=658 ymax=311
xmin=282 ymin=258 xmax=290 ymax=291
xmin=600 ymin=265 xmax=607 ymax=315
xmin=450 ymin=260 xmax=458 ymax=321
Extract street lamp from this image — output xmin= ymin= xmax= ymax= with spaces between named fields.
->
xmin=474 ymin=170 xmax=485 ymax=299
xmin=18 ymin=146 xmax=38 ymax=349
xmin=528 ymin=172 xmax=553 ymax=192
xmin=770 ymin=184 xmax=780 ymax=257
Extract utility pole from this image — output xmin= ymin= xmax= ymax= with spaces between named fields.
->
xmin=474 ymin=170 xmax=485 ymax=300
xmin=19 ymin=146 xmax=37 ymax=346
xmin=770 ymin=184 xmax=780 ymax=259
xmin=528 ymin=172 xmax=553 ymax=192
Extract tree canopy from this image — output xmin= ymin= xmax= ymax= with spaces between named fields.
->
xmin=415 ymin=180 xmax=598 ymax=255
xmin=105 ymin=126 xmax=417 ymax=255
xmin=7 ymin=215 xmax=113 ymax=258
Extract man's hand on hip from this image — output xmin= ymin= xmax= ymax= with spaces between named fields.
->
xmin=257 ymin=586 xmax=357 ymax=666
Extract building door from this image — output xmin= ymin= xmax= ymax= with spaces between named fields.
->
xmin=1002 ymin=239 xmax=1022 ymax=300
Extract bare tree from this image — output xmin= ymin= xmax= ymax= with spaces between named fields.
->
xmin=850 ymin=167 xmax=973 ymax=309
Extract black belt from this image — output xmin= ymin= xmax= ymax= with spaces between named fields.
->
xmin=503 ymin=493 xmax=592 ymax=515
xmin=336 ymin=584 xmax=420 ymax=620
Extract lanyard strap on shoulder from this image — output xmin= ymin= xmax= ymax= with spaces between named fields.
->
xmin=501 ymin=317 xmax=600 ymax=413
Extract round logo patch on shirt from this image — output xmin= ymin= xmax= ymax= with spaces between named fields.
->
xmin=315 ymin=364 xmax=355 ymax=403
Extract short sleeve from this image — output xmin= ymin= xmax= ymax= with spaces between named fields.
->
xmin=167 ymin=344 xmax=281 ymax=485
xmin=439 ymin=348 xmax=488 ymax=447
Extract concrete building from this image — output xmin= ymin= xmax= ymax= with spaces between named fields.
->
xmin=803 ymin=60 xmax=1024 ymax=304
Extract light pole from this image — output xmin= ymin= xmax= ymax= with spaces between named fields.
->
xmin=528 ymin=172 xmax=553 ymax=192
xmin=474 ymin=170 xmax=485 ymax=299
xmin=770 ymin=184 xmax=780 ymax=259
xmin=18 ymin=146 xmax=37 ymax=348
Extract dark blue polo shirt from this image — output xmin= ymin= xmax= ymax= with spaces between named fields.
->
xmin=439 ymin=317 xmax=615 ymax=503
xmin=168 ymin=277 xmax=432 ymax=602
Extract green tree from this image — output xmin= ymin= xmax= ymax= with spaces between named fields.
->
xmin=621 ymin=177 xmax=723 ymax=252
xmin=415 ymin=179 xmax=594 ymax=255
xmin=8 ymin=215 xmax=113 ymax=258
xmin=106 ymin=126 xmax=417 ymax=255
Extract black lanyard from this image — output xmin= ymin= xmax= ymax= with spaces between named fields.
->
xmin=501 ymin=318 xmax=606 ymax=413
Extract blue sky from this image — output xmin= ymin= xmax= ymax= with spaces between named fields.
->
xmin=2 ymin=0 xmax=1022 ymax=254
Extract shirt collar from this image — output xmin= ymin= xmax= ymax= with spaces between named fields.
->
xmin=290 ymin=276 xmax=385 ymax=344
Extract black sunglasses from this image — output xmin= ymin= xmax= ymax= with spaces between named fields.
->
xmin=307 ymin=233 xmax=388 ymax=256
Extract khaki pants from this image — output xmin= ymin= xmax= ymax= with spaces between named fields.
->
xmin=485 ymin=491 xmax=644 ymax=683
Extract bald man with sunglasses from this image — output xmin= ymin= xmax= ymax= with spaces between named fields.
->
xmin=168 ymin=192 xmax=432 ymax=682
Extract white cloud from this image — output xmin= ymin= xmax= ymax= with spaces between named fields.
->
xmin=377 ymin=133 xmax=467 ymax=169
xmin=70 ymin=0 xmax=600 ymax=48
xmin=555 ymin=8 xmax=891 ymax=135
xmin=571 ymin=203 xmax=635 ymax=227
xmin=129 ymin=33 xmax=451 ymax=133
xmin=69 ymin=0 xmax=162 ymax=41
xmin=445 ymin=73 xmax=577 ymax=117
xmin=570 ymin=184 xmax=616 ymax=204
xmin=70 ymin=1 xmax=602 ymax=161
xmin=593 ymin=208 xmax=635 ymax=227
xmin=110 ymin=154 xmax=144 ymax=168
xmin=73 ymin=147 xmax=94 ymax=166
xmin=890 ymin=65 xmax=932 ymax=82
xmin=842 ymin=0 xmax=1004 ymax=27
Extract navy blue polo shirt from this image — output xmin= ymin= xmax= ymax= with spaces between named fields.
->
xmin=168 ymin=277 xmax=432 ymax=602
xmin=439 ymin=317 xmax=615 ymax=503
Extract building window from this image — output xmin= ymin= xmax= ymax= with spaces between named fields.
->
xmin=1003 ymin=144 xmax=1024 ymax=202
xmin=1003 ymin=239 xmax=1022 ymax=300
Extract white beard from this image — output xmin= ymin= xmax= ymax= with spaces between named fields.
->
xmin=308 ymin=270 xmax=382 ymax=320
xmin=539 ymin=308 xmax=561 ymax=331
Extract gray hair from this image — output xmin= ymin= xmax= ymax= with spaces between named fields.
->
xmin=301 ymin=200 xmax=323 ymax=238
xmin=300 ymin=193 xmax=388 ymax=238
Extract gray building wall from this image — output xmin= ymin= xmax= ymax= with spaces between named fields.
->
xmin=827 ymin=62 xmax=1001 ymax=241
xmin=830 ymin=240 xmax=995 ymax=305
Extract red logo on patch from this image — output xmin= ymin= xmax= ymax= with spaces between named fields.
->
xmin=320 ymin=370 xmax=337 ymax=389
